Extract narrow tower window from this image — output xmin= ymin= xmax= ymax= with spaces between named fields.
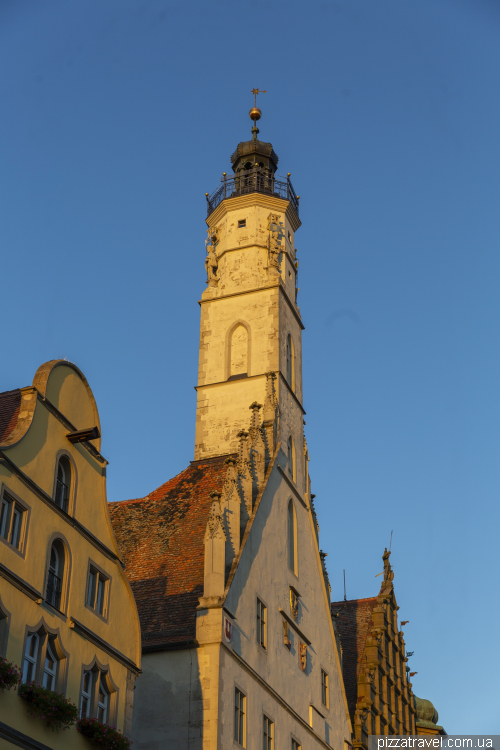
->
xmin=257 ymin=599 xmax=267 ymax=649
xmin=286 ymin=334 xmax=295 ymax=390
xmin=287 ymin=437 xmax=295 ymax=481
xmin=229 ymin=324 xmax=248 ymax=379
xmin=288 ymin=499 xmax=298 ymax=575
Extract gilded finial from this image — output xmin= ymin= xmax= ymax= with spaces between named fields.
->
xmin=250 ymin=88 xmax=266 ymax=141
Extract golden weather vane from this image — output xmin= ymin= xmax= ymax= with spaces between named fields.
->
xmin=249 ymin=89 xmax=266 ymax=139
xmin=251 ymin=88 xmax=267 ymax=107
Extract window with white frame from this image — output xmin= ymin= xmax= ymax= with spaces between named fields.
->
xmin=22 ymin=630 xmax=66 ymax=690
xmin=80 ymin=670 xmax=93 ymax=717
xmin=0 ymin=491 xmax=25 ymax=550
xmin=234 ymin=688 xmax=246 ymax=746
xmin=42 ymin=641 xmax=58 ymax=691
xmin=22 ymin=632 xmax=39 ymax=683
xmin=286 ymin=334 xmax=293 ymax=388
xmin=86 ymin=565 xmax=108 ymax=616
xmin=263 ymin=715 xmax=274 ymax=750
xmin=79 ymin=668 xmax=113 ymax=722
xmin=97 ymin=675 xmax=109 ymax=722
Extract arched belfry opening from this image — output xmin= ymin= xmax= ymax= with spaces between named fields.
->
xmin=228 ymin=323 xmax=249 ymax=380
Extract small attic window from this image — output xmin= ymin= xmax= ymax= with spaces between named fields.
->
xmin=238 ymin=219 xmax=246 ymax=228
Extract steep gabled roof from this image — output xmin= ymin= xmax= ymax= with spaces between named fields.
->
xmin=108 ymin=456 xmax=230 ymax=650
xmin=0 ymin=389 xmax=21 ymax=443
xmin=330 ymin=597 xmax=378 ymax=721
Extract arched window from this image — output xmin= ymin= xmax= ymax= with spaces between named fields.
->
xmin=46 ymin=541 xmax=65 ymax=610
xmin=288 ymin=500 xmax=298 ymax=575
xmin=22 ymin=632 xmax=39 ymax=683
xmin=229 ymin=324 xmax=248 ymax=380
xmin=54 ymin=456 xmax=71 ymax=512
xmin=286 ymin=334 xmax=294 ymax=390
xmin=287 ymin=436 xmax=295 ymax=482
xmin=79 ymin=667 xmax=115 ymax=723
xmin=22 ymin=628 xmax=67 ymax=689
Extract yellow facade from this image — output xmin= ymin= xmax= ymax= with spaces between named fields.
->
xmin=0 ymin=360 xmax=141 ymax=749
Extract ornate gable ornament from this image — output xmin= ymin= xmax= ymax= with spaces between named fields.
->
xmin=205 ymin=492 xmax=226 ymax=541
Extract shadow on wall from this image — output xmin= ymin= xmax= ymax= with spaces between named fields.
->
xmin=131 ymin=648 xmax=203 ymax=750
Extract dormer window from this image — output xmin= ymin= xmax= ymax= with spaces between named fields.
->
xmin=54 ymin=457 xmax=71 ymax=512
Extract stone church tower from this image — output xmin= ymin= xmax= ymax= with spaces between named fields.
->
xmin=110 ymin=106 xmax=351 ymax=750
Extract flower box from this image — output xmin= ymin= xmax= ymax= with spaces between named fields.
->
xmin=19 ymin=682 xmax=78 ymax=731
xmin=77 ymin=716 xmax=131 ymax=749
xmin=0 ymin=656 xmax=21 ymax=691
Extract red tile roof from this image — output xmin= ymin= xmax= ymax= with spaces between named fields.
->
xmin=331 ymin=597 xmax=378 ymax=721
xmin=108 ymin=456 xmax=230 ymax=649
xmin=0 ymin=389 xmax=21 ymax=443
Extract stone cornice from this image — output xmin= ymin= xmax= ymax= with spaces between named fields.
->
xmin=278 ymin=372 xmax=306 ymax=414
xmin=0 ymin=451 xmax=122 ymax=567
xmin=195 ymin=371 xmax=306 ymax=416
xmin=205 ymin=192 xmax=301 ymax=232
xmin=0 ymin=561 xmax=43 ymax=603
xmin=199 ymin=282 xmax=305 ymax=331
xmin=70 ymin=617 xmax=141 ymax=675
xmin=0 ymin=720 xmax=54 ymax=750
xmin=221 ymin=642 xmax=334 ymax=750
xmin=195 ymin=373 xmax=265 ymax=391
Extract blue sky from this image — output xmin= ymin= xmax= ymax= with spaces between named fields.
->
xmin=1 ymin=0 xmax=499 ymax=733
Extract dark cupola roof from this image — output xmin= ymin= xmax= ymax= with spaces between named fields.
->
xmin=230 ymin=138 xmax=279 ymax=174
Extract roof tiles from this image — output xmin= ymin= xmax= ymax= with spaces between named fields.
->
xmin=0 ymin=389 xmax=21 ymax=444
xmin=108 ymin=456 xmax=229 ymax=649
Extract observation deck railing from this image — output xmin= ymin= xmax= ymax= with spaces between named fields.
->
xmin=206 ymin=167 xmax=299 ymax=218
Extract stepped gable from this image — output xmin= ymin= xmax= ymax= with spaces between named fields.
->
xmin=330 ymin=597 xmax=378 ymax=721
xmin=109 ymin=455 xmax=230 ymax=650
xmin=0 ymin=389 xmax=21 ymax=443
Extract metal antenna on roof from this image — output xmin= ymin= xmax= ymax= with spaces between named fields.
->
xmin=343 ymin=569 xmax=347 ymax=602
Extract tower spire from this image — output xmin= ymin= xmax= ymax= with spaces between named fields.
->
xmin=249 ymin=88 xmax=266 ymax=140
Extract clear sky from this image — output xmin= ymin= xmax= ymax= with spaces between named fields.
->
xmin=1 ymin=0 xmax=499 ymax=734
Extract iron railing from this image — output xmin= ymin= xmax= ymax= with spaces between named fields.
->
xmin=206 ymin=167 xmax=299 ymax=217
xmin=46 ymin=571 xmax=62 ymax=609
